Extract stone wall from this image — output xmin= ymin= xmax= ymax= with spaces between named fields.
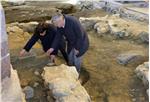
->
xmin=1 ymin=3 xmax=26 ymax=102
xmin=103 ymin=1 xmax=149 ymax=23
xmin=79 ymin=15 xmax=148 ymax=43
xmin=81 ymin=0 xmax=149 ymax=23
xmin=1 ymin=1 xmax=11 ymax=80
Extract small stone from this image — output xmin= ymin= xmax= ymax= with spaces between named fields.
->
xmin=132 ymin=98 xmax=136 ymax=102
xmin=131 ymin=89 xmax=135 ymax=92
xmin=146 ymin=89 xmax=149 ymax=96
xmin=23 ymin=86 xmax=34 ymax=99
xmin=114 ymin=31 xmax=126 ymax=38
xmin=144 ymin=62 xmax=149 ymax=69
xmin=34 ymin=70 xmax=40 ymax=76
xmin=33 ymin=82 xmax=39 ymax=87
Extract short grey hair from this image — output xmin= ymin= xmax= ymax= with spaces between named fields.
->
xmin=51 ymin=12 xmax=63 ymax=23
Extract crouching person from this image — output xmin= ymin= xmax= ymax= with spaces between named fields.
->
xmin=19 ymin=22 xmax=68 ymax=65
xmin=48 ymin=12 xmax=89 ymax=73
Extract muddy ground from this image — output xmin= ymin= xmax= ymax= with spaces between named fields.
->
xmin=2 ymin=1 xmax=149 ymax=102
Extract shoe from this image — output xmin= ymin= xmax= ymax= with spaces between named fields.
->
xmin=46 ymin=59 xmax=55 ymax=66
xmin=46 ymin=62 xmax=55 ymax=66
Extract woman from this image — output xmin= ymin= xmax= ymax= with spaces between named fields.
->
xmin=20 ymin=22 xmax=68 ymax=65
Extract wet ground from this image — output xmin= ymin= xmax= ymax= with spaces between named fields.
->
xmin=4 ymin=1 xmax=149 ymax=102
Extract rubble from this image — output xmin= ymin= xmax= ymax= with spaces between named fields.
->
xmin=42 ymin=64 xmax=91 ymax=102
xmin=79 ymin=14 xmax=148 ymax=41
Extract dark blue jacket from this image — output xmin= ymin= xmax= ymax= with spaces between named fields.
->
xmin=24 ymin=26 xmax=59 ymax=55
xmin=52 ymin=15 xmax=89 ymax=57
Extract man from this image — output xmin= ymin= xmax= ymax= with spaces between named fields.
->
xmin=20 ymin=22 xmax=68 ymax=65
xmin=49 ymin=12 xmax=89 ymax=72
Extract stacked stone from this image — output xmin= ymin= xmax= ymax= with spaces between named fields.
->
xmin=79 ymin=15 xmax=148 ymax=41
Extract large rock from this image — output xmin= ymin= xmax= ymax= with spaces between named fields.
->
xmin=135 ymin=62 xmax=149 ymax=86
xmin=17 ymin=22 xmax=38 ymax=33
xmin=94 ymin=20 xmax=110 ymax=35
xmin=42 ymin=64 xmax=79 ymax=82
xmin=7 ymin=25 xmax=24 ymax=34
xmin=137 ymin=31 xmax=149 ymax=43
xmin=6 ymin=25 xmax=31 ymax=41
xmin=79 ymin=17 xmax=99 ymax=31
xmin=80 ymin=20 xmax=97 ymax=31
xmin=135 ymin=62 xmax=149 ymax=96
xmin=108 ymin=19 xmax=130 ymax=38
xmin=42 ymin=64 xmax=91 ymax=102
xmin=117 ymin=51 xmax=147 ymax=65
xmin=56 ymin=4 xmax=77 ymax=14
xmin=79 ymin=16 xmax=108 ymax=31
xmin=79 ymin=15 xmax=130 ymax=38
xmin=56 ymin=85 xmax=91 ymax=102
xmin=2 ymin=68 xmax=26 ymax=102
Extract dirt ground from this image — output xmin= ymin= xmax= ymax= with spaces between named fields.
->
xmin=9 ymin=30 xmax=148 ymax=102
xmin=3 ymin=1 xmax=149 ymax=102
xmin=82 ymin=31 xmax=148 ymax=102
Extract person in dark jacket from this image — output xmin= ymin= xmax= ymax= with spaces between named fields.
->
xmin=48 ymin=12 xmax=89 ymax=72
xmin=19 ymin=22 xmax=68 ymax=65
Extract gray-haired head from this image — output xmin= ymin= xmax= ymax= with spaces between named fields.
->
xmin=51 ymin=12 xmax=63 ymax=23
xmin=51 ymin=12 xmax=65 ymax=28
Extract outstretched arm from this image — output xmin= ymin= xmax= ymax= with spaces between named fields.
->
xmin=20 ymin=34 xmax=39 ymax=56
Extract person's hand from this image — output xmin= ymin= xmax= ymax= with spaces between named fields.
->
xmin=19 ymin=49 xmax=27 ymax=56
xmin=74 ymin=49 xmax=79 ymax=55
xmin=46 ymin=48 xmax=54 ymax=56
xmin=50 ymin=55 xmax=55 ymax=62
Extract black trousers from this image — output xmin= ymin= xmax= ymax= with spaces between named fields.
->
xmin=58 ymin=40 xmax=68 ymax=63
